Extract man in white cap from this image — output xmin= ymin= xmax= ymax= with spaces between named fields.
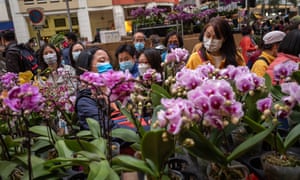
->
xmin=251 ymin=30 xmax=286 ymax=77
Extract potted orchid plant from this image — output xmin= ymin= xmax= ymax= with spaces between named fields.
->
xmin=245 ymin=61 xmax=300 ymax=180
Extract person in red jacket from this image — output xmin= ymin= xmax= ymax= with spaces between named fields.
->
xmin=239 ymin=25 xmax=258 ymax=64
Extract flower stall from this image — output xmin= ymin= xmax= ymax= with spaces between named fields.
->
xmin=0 ymin=48 xmax=300 ymax=180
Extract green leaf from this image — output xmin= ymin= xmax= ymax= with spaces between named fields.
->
xmin=284 ymin=123 xmax=300 ymax=151
xmin=141 ymin=130 xmax=174 ymax=171
xmin=64 ymin=139 xmax=106 ymax=158
xmin=76 ymin=130 xmax=92 ymax=137
xmin=0 ymin=161 xmax=18 ymax=180
xmin=181 ymin=126 xmax=227 ymax=165
xmin=31 ymin=139 xmax=52 ymax=152
xmin=15 ymin=154 xmax=45 ymax=167
xmin=119 ymin=106 xmax=145 ymax=137
xmin=29 ymin=126 xmax=59 ymax=142
xmin=112 ymin=128 xmax=140 ymax=143
xmin=244 ymin=90 xmax=267 ymax=121
xmin=44 ymin=157 xmax=90 ymax=171
xmin=55 ymin=140 xmax=73 ymax=158
xmin=112 ymin=155 xmax=155 ymax=177
xmin=4 ymin=135 xmax=22 ymax=148
xmin=151 ymin=84 xmax=172 ymax=107
xmin=88 ymin=161 xmax=110 ymax=180
xmin=86 ymin=118 xmax=101 ymax=138
xmin=91 ymin=138 xmax=107 ymax=155
xmin=271 ymin=85 xmax=284 ymax=101
xmin=264 ymin=73 xmax=272 ymax=92
xmin=130 ymin=143 xmax=141 ymax=151
xmin=243 ymin=116 xmax=284 ymax=153
xmin=145 ymin=158 xmax=160 ymax=177
xmin=227 ymin=125 xmax=274 ymax=162
xmin=291 ymin=71 xmax=300 ymax=84
xmin=77 ymin=151 xmax=102 ymax=161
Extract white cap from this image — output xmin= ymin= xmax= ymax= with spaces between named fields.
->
xmin=263 ymin=31 xmax=286 ymax=45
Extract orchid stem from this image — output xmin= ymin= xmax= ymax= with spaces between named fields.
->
xmin=23 ymin=115 xmax=33 ymax=180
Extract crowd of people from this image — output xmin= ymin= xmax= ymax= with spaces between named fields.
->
xmin=1 ymin=16 xmax=300 ymax=133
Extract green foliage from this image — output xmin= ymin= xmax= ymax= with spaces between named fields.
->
xmin=141 ymin=130 xmax=175 ymax=171
xmin=48 ymin=33 xmax=65 ymax=48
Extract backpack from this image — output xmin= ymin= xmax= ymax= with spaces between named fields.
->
xmin=7 ymin=44 xmax=39 ymax=74
xmin=247 ymin=55 xmax=269 ymax=70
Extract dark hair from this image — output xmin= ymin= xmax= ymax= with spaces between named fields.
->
xmin=76 ymin=47 xmax=97 ymax=75
xmin=133 ymin=31 xmax=146 ymax=41
xmin=139 ymin=48 xmax=163 ymax=73
xmin=1 ymin=30 xmax=15 ymax=41
xmin=163 ymin=31 xmax=183 ymax=48
xmin=38 ymin=43 xmax=62 ymax=71
xmin=65 ymin=32 xmax=78 ymax=42
xmin=278 ymin=29 xmax=300 ymax=56
xmin=241 ymin=25 xmax=252 ymax=36
xmin=200 ymin=17 xmax=238 ymax=67
xmin=28 ymin=37 xmax=35 ymax=43
xmin=68 ymin=42 xmax=85 ymax=69
xmin=115 ymin=44 xmax=136 ymax=61
xmin=149 ymin=34 xmax=161 ymax=47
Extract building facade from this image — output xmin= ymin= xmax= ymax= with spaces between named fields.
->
xmin=7 ymin=0 xmax=178 ymax=43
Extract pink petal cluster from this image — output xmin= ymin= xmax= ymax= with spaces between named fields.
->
xmin=0 ymin=72 xmax=18 ymax=89
xmin=165 ymin=48 xmax=189 ymax=63
xmin=273 ymin=61 xmax=299 ymax=81
xmin=280 ymin=82 xmax=300 ymax=108
xmin=256 ymin=97 xmax=273 ymax=112
xmin=187 ymin=79 xmax=243 ymax=129
xmin=157 ymin=98 xmax=197 ymax=134
xmin=80 ymin=70 xmax=135 ymax=103
xmin=4 ymin=83 xmax=44 ymax=113
xmin=143 ymin=69 xmax=162 ymax=82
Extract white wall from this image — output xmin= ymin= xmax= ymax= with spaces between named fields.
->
xmin=0 ymin=0 xmax=9 ymax=21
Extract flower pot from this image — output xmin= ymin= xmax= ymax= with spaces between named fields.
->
xmin=246 ymin=155 xmax=264 ymax=179
xmin=206 ymin=161 xmax=249 ymax=180
xmin=261 ymin=151 xmax=300 ymax=180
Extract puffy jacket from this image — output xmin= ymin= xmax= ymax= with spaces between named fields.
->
xmin=266 ymin=52 xmax=300 ymax=84
xmin=76 ymin=89 xmax=111 ymax=130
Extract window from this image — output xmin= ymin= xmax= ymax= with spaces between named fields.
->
xmin=71 ymin=17 xmax=78 ymax=26
xmin=54 ymin=18 xmax=66 ymax=27
xmin=37 ymin=0 xmax=47 ymax=4
xmin=24 ymin=0 xmax=34 ymax=5
xmin=43 ymin=19 xmax=49 ymax=28
xmin=50 ymin=0 xmax=60 ymax=2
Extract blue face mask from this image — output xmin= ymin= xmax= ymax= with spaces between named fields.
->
xmin=120 ymin=61 xmax=134 ymax=71
xmin=96 ymin=62 xmax=113 ymax=73
xmin=134 ymin=42 xmax=144 ymax=52
xmin=168 ymin=44 xmax=178 ymax=50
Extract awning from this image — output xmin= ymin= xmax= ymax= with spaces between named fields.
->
xmin=0 ymin=21 xmax=14 ymax=31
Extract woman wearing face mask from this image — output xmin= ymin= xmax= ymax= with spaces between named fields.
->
xmin=75 ymin=47 xmax=119 ymax=130
xmin=138 ymin=48 xmax=163 ymax=75
xmin=115 ymin=44 xmax=139 ymax=77
xmin=69 ymin=42 xmax=85 ymax=70
xmin=76 ymin=47 xmax=116 ymax=75
xmin=186 ymin=17 xmax=245 ymax=69
xmin=161 ymin=31 xmax=184 ymax=62
xmin=38 ymin=43 xmax=76 ymax=84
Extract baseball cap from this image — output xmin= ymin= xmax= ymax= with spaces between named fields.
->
xmin=263 ymin=31 xmax=286 ymax=45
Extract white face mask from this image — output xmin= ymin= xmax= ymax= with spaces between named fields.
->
xmin=43 ymin=53 xmax=57 ymax=65
xmin=72 ymin=51 xmax=81 ymax=62
xmin=138 ymin=63 xmax=151 ymax=75
xmin=203 ymin=37 xmax=223 ymax=53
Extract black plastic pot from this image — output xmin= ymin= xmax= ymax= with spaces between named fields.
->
xmin=247 ymin=155 xmax=264 ymax=180
xmin=261 ymin=151 xmax=300 ymax=180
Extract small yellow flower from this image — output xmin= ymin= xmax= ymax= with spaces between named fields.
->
xmin=18 ymin=71 xmax=33 ymax=84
